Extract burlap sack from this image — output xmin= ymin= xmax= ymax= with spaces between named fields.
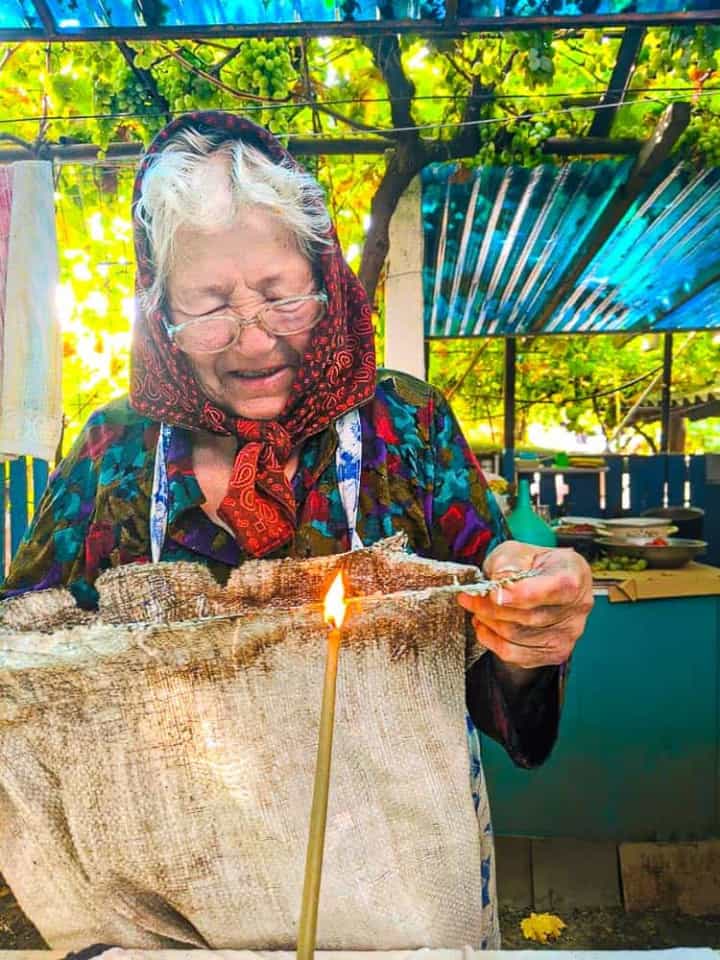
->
xmin=0 ymin=537 xmax=491 ymax=952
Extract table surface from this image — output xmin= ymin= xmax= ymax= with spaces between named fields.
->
xmin=0 ymin=952 xmax=715 ymax=960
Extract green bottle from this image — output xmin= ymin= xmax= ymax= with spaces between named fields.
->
xmin=507 ymin=477 xmax=557 ymax=547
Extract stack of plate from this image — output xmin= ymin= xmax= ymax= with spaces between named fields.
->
xmin=593 ymin=517 xmax=706 ymax=569
xmin=596 ymin=517 xmax=678 ymax=540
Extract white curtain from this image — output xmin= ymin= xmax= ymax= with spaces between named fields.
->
xmin=0 ymin=161 xmax=62 ymax=462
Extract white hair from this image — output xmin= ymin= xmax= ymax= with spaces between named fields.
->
xmin=135 ymin=126 xmax=332 ymax=315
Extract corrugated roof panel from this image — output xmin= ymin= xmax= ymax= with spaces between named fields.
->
xmin=654 ymin=279 xmax=720 ymax=330
xmin=0 ymin=0 xmax=37 ymax=28
xmin=422 ymin=159 xmax=720 ymax=337
xmin=2 ymin=0 xmax=716 ymax=36
xmin=28 ymin=0 xmax=446 ymax=29
xmin=457 ymin=0 xmax=711 ymax=13
xmin=45 ymin=0 xmax=136 ymax=28
xmin=558 ymin=166 xmax=720 ymax=333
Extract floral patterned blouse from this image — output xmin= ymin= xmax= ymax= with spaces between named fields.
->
xmin=2 ymin=369 xmax=561 ymax=769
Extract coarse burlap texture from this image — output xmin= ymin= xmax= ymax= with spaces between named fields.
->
xmin=0 ymin=537 xmax=491 ymax=952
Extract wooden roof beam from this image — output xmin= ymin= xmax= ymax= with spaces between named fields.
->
xmin=0 ymin=133 xmax=646 ymax=165
xmin=589 ymin=26 xmax=645 ymax=139
xmin=0 ymin=136 xmax=397 ymax=165
xmin=528 ymin=100 xmax=691 ymax=334
xmin=3 ymin=10 xmax=720 ymax=42
xmin=28 ymin=0 xmax=56 ymax=35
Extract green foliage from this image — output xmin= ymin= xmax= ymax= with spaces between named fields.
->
xmin=0 ymin=29 xmax=718 ymax=453
xmin=428 ymin=332 xmax=720 ymax=454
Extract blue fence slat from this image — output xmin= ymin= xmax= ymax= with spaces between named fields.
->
xmin=628 ymin=455 xmax=665 ymax=515
xmin=666 ymin=454 xmax=687 ymax=506
xmin=689 ymin=455 xmax=707 ymax=510
xmin=0 ymin=464 xmax=5 ymax=582
xmin=695 ymin=456 xmax=720 ymax=567
xmin=32 ymin=458 xmax=50 ymax=510
xmin=603 ymin=455 xmax=624 ymax=519
xmin=539 ymin=472 xmax=557 ymax=513
xmin=564 ymin=471 xmax=604 ymax=518
xmin=9 ymin=458 xmax=28 ymax=557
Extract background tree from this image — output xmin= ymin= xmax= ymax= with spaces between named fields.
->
xmin=1 ymin=27 xmax=718 ymax=453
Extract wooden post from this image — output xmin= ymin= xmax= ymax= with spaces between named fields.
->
xmin=502 ymin=337 xmax=517 ymax=482
xmin=385 ymin=175 xmax=426 ymax=379
xmin=660 ymin=333 xmax=673 ymax=454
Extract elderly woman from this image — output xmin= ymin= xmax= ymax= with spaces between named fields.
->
xmin=3 ymin=111 xmax=592 ymax=948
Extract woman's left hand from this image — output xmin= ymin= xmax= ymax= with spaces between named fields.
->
xmin=458 ymin=540 xmax=594 ymax=672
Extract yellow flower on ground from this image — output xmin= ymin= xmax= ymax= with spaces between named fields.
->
xmin=520 ymin=911 xmax=567 ymax=943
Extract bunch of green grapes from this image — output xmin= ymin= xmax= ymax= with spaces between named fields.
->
xmin=222 ymin=38 xmax=297 ymax=101
xmin=645 ymin=26 xmax=720 ymax=80
xmin=508 ymin=31 xmax=555 ymax=88
xmin=110 ymin=70 xmax=158 ymax=116
xmin=685 ymin=26 xmax=720 ymax=75
xmin=592 ymin=555 xmax=648 ymax=573
xmin=147 ymin=52 xmax=201 ymax=115
xmin=492 ymin=117 xmax=551 ymax=167
xmin=677 ymin=110 xmax=720 ymax=166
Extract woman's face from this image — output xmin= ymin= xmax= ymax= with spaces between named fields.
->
xmin=166 ymin=208 xmax=316 ymax=421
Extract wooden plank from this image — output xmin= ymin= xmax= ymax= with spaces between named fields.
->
xmin=0 ymin=464 xmax=5 ymax=582
xmin=700 ymin=461 xmax=720 ymax=568
xmin=620 ymin=841 xmax=720 ymax=913
xmin=627 ymin=454 xmax=664 ymax=515
xmin=31 ymin=459 xmax=49 ymax=510
xmin=538 ymin=471 xmax=557 ymax=515
xmin=666 ymin=453 xmax=687 ymax=506
xmin=689 ymin=454 xmax=707 ymax=510
xmin=604 ymin=454 xmax=625 ymax=518
xmin=588 ymin=27 xmax=646 ymax=139
xmin=8 ymin=459 xmax=28 ymax=558
xmin=532 ymin=838 xmax=621 ymax=909
xmin=564 ymin=471 xmax=602 ymax=518
xmin=494 ymin=836 xmax=532 ymax=909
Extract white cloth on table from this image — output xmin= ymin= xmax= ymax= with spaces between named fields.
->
xmin=0 ymin=161 xmax=62 ymax=462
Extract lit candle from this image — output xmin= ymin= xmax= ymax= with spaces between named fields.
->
xmin=297 ymin=571 xmax=348 ymax=960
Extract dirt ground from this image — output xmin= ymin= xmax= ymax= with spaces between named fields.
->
xmin=1 ymin=880 xmax=720 ymax=953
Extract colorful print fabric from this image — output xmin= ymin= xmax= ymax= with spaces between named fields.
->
xmin=130 ymin=112 xmax=376 ymax=557
xmin=3 ymin=369 xmax=561 ymax=772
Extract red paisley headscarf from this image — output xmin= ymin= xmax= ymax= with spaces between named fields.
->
xmin=130 ymin=112 xmax=376 ymax=557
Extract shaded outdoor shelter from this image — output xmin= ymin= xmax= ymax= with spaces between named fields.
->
xmin=2 ymin=0 xmax=720 ymax=40
xmin=2 ymin=0 xmax=720 ymax=911
xmin=382 ymin=139 xmax=720 ymax=563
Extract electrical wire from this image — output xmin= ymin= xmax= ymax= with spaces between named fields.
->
xmin=0 ymin=85 xmax=718 ymax=127
xmin=0 ymin=84 xmax=717 ymax=150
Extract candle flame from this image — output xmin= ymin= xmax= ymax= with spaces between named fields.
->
xmin=323 ymin=571 xmax=347 ymax=630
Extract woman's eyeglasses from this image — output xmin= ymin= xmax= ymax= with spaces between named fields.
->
xmin=165 ymin=292 xmax=328 ymax=354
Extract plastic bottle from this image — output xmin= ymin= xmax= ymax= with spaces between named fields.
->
xmin=507 ymin=477 xmax=557 ymax=547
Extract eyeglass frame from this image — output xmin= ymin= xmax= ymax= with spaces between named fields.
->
xmin=164 ymin=291 xmax=329 ymax=355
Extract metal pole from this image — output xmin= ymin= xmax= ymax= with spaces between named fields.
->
xmin=502 ymin=337 xmax=517 ymax=482
xmin=660 ymin=332 xmax=674 ymax=454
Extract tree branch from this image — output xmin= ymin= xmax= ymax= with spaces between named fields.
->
xmin=0 ymin=45 xmax=19 ymax=73
xmin=0 ymin=132 xmax=34 ymax=151
xmin=369 ymin=35 xmax=416 ymax=135
xmin=116 ymin=40 xmax=171 ymax=119
xmin=207 ymin=43 xmax=244 ymax=77
xmin=446 ymin=342 xmax=489 ymax=400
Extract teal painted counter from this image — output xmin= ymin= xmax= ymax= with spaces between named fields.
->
xmin=482 ymin=593 xmax=720 ymax=841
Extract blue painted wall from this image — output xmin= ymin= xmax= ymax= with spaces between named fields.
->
xmin=482 ymin=593 xmax=720 ymax=841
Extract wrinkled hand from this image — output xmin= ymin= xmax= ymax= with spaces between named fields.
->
xmin=458 ymin=540 xmax=593 ymax=672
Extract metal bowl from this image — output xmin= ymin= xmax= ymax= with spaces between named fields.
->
xmin=594 ymin=537 xmax=708 ymax=569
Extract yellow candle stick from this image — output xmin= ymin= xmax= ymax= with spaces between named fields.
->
xmin=297 ymin=572 xmax=347 ymax=960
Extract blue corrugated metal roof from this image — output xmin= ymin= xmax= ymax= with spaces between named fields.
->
xmin=1 ymin=0 xmax=718 ymax=38
xmin=421 ymin=159 xmax=720 ymax=337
